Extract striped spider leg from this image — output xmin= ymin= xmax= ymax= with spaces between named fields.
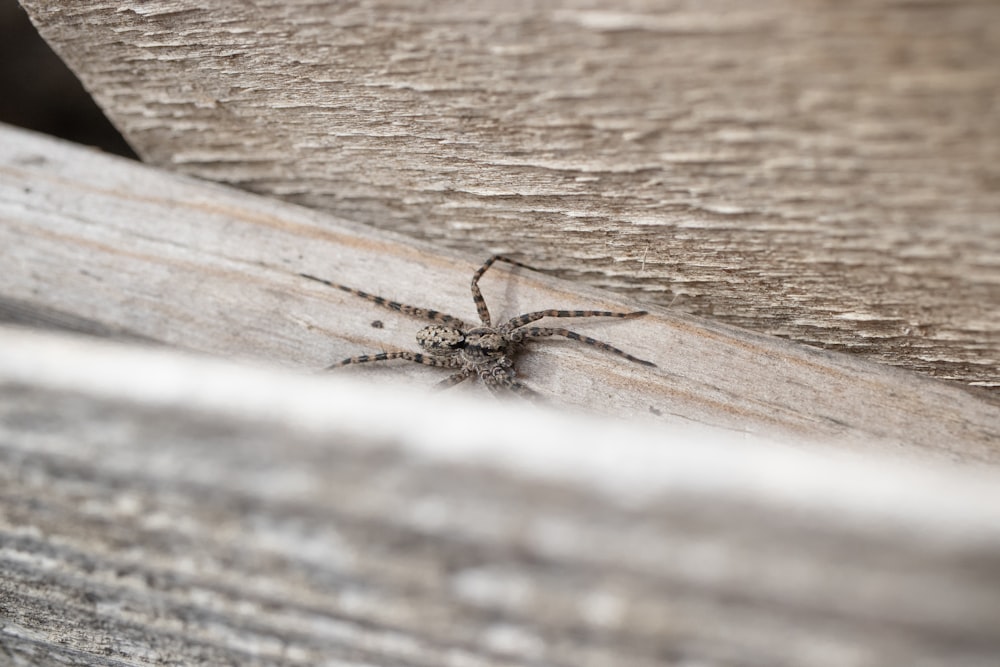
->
xmin=300 ymin=255 xmax=655 ymax=396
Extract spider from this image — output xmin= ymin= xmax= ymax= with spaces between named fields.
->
xmin=300 ymin=255 xmax=655 ymax=397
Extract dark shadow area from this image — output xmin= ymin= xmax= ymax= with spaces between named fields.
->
xmin=0 ymin=0 xmax=137 ymax=158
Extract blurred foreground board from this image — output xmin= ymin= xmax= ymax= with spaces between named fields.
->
xmin=1 ymin=326 xmax=1000 ymax=667
xmin=1 ymin=123 xmax=998 ymax=463
xmin=17 ymin=0 xmax=1000 ymax=392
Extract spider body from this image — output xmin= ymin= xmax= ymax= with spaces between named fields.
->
xmin=300 ymin=255 xmax=655 ymax=397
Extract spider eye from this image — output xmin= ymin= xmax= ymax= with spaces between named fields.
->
xmin=416 ymin=326 xmax=465 ymax=351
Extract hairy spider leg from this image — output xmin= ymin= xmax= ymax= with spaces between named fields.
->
xmin=469 ymin=255 xmax=541 ymax=327
xmin=512 ymin=326 xmax=656 ymax=367
xmin=300 ymin=273 xmax=468 ymax=328
xmin=328 ymin=350 xmax=462 ymax=372
xmin=434 ymin=368 xmax=474 ymax=389
xmin=479 ymin=373 xmax=539 ymax=399
xmin=506 ymin=381 xmax=539 ymax=399
xmin=502 ymin=309 xmax=648 ymax=332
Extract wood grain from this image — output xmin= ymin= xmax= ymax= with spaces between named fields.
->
xmin=1 ymin=122 xmax=998 ymax=464
xmin=18 ymin=0 xmax=1000 ymax=393
xmin=2 ymin=326 xmax=1000 ymax=667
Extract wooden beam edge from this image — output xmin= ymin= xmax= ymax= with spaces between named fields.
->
xmin=0 ymin=122 xmax=997 ymax=463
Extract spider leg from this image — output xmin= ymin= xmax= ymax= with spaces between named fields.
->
xmin=507 ymin=381 xmax=542 ymax=400
xmin=434 ymin=368 xmax=474 ymax=390
xmin=480 ymin=375 xmax=540 ymax=400
xmin=501 ymin=309 xmax=648 ymax=332
xmin=513 ymin=327 xmax=656 ymax=367
xmin=327 ymin=350 xmax=460 ymax=371
xmin=300 ymin=273 xmax=468 ymax=327
xmin=473 ymin=363 xmax=543 ymax=400
xmin=470 ymin=255 xmax=539 ymax=326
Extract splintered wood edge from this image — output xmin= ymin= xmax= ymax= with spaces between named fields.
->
xmin=0 ymin=122 xmax=998 ymax=463
xmin=1 ymin=326 xmax=1000 ymax=666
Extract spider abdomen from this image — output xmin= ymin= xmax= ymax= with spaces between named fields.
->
xmin=416 ymin=325 xmax=465 ymax=352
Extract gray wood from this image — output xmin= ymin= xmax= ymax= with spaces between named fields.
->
xmin=2 ymin=326 xmax=1000 ymax=667
xmin=1 ymin=123 xmax=998 ymax=464
xmin=18 ymin=0 xmax=1000 ymax=394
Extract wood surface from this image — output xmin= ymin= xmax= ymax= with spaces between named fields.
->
xmin=17 ymin=0 xmax=1000 ymax=395
xmin=5 ymin=5 xmax=1000 ymax=663
xmin=2 ymin=123 xmax=998 ymax=464
xmin=2 ymin=326 xmax=1000 ymax=667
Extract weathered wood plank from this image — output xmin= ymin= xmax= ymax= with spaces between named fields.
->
xmin=1 ymin=122 xmax=998 ymax=463
xmin=2 ymin=326 xmax=1000 ymax=667
xmin=18 ymin=0 xmax=1000 ymax=393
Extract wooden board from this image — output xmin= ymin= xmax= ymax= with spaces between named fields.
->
xmin=18 ymin=0 xmax=1000 ymax=393
xmin=1 ymin=122 xmax=998 ymax=464
xmin=2 ymin=326 xmax=1000 ymax=667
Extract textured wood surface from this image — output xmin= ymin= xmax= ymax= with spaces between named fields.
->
xmin=2 ymin=123 xmax=998 ymax=463
xmin=3 ymin=326 xmax=1000 ymax=667
xmin=18 ymin=0 xmax=1000 ymax=394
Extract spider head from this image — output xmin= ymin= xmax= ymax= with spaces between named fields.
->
xmin=464 ymin=329 xmax=506 ymax=354
xmin=416 ymin=325 xmax=466 ymax=353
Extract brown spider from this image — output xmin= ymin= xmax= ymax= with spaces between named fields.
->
xmin=300 ymin=255 xmax=655 ymax=397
